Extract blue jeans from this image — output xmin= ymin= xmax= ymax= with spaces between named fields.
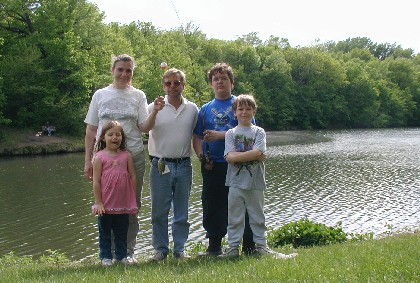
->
xmin=149 ymin=157 xmax=192 ymax=254
xmin=98 ymin=214 xmax=129 ymax=260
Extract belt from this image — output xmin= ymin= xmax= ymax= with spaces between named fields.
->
xmin=149 ymin=155 xmax=190 ymax=163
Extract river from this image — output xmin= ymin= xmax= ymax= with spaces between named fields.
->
xmin=0 ymin=128 xmax=418 ymax=261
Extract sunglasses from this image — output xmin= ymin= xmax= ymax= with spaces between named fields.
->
xmin=163 ymin=81 xmax=182 ymax=87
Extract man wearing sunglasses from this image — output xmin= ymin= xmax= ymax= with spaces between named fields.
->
xmin=147 ymin=68 xmax=198 ymax=261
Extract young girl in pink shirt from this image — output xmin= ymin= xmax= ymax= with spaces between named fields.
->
xmin=92 ymin=121 xmax=138 ymax=266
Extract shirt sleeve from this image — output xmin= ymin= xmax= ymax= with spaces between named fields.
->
xmin=84 ymin=91 xmax=100 ymax=126
xmin=224 ymin=129 xmax=235 ymax=157
xmin=137 ymin=91 xmax=149 ymax=124
xmin=193 ymin=106 xmax=204 ymax=137
xmin=253 ymin=127 xmax=267 ymax=153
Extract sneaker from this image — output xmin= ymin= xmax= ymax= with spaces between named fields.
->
xmin=255 ymin=247 xmax=297 ymax=259
xmin=173 ymin=251 xmax=192 ymax=260
xmin=197 ymin=249 xmax=222 ymax=257
xmin=217 ymin=247 xmax=239 ymax=259
xmin=101 ymin=258 xmax=113 ymax=267
xmin=149 ymin=251 xmax=167 ymax=262
xmin=255 ymin=246 xmax=275 ymax=256
xmin=119 ymin=256 xmax=137 ymax=265
xmin=125 ymin=255 xmax=138 ymax=264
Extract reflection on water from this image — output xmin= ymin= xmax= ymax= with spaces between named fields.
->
xmin=0 ymin=128 xmax=419 ymax=261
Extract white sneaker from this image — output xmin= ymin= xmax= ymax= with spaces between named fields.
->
xmin=120 ymin=256 xmax=137 ymax=265
xmin=101 ymin=258 xmax=113 ymax=267
xmin=256 ymin=247 xmax=297 ymax=259
xmin=217 ymin=247 xmax=240 ymax=258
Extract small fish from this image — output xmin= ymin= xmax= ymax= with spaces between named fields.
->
xmin=158 ymin=158 xmax=166 ymax=175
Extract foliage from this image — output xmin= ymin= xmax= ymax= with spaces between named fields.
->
xmin=267 ymin=218 xmax=348 ymax=248
xmin=39 ymin=249 xmax=70 ymax=265
xmin=0 ymin=1 xmax=419 ymax=135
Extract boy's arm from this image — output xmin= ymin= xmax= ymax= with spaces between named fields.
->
xmin=192 ymin=134 xmax=203 ymax=157
xmin=225 ymin=149 xmax=264 ymax=164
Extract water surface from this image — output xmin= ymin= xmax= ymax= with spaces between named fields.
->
xmin=0 ymin=128 xmax=418 ymax=260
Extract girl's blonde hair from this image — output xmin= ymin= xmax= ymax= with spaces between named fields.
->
xmin=94 ymin=121 xmax=127 ymax=152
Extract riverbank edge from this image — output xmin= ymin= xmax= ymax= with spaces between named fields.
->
xmin=0 ymin=127 xmax=328 ymax=157
xmin=0 ymin=126 xmax=85 ymax=157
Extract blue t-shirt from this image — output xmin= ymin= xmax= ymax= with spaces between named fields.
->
xmin=194 ymin=96 xmax=255 ymax=163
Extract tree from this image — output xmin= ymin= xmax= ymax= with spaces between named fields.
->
xmin=285 ymin=48 xmax=348 ymax=129
xmin=0 ymin=0 xmax=109 ymax=134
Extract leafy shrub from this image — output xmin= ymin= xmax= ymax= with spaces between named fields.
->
xmin=268 ymin=218 xmax=348 ymax=248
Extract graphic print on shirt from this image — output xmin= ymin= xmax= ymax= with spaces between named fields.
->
xmin=211 ymin=106 xmax=232 ymax=131
xmin=99 ymin=98 xmax=137 ymax=120
xmin=111 ymin=159 xmax=120 ymax=167
xmin=234 ymin=134 xmax=254 ymax=152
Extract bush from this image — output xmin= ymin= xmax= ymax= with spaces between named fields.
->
xmin=268 ymin=218 xmax=348 ymax=248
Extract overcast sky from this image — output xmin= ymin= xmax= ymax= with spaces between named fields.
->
xmin=90 ymin=0 xmax=419 ymax=53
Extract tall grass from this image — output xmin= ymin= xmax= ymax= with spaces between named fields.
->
xmin=1 ymin=233 xmax=418 ymax=282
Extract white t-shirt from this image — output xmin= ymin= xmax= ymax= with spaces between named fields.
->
xmin=147 ymin=95 xmax=198 ymax=158
xmin=84 ymin=85 xmax=149 ymax=155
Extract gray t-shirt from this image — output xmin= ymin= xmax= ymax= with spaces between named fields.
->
xmin=224 ymin=125 xmax=267 ymax=190
xmin=84 ymin=85 xmax=149 ymax=156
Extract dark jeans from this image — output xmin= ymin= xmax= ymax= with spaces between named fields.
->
xmin=201 ymin=162 xmax=254 ymax=251
xmin=98 ymin=214 xmax=129 ymax=260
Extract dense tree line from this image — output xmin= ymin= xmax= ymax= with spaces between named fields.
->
xmin=1 ymin=0 xmax=419 ymax=136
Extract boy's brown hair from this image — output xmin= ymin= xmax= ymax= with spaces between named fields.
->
xmin=207 ymin=62 xmax=234 ymax=84
xmin=233 ymin=94 xmax=257 ymax=111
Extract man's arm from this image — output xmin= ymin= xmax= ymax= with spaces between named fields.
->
xmin=138 ymin=96 xmax=164 ymax=132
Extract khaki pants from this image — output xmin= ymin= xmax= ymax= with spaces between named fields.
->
xmin=127 ymin=150 xmax=146 ymax=256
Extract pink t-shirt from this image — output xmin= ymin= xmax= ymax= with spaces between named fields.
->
xmin=94 ymin=150 xmax=138 ymax=214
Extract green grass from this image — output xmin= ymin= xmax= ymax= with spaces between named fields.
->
xmin=1 ymin=233 xmax=418 ymax=283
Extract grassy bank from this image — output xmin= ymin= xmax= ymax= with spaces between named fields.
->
xmin=0 ymin=126 xmax=84 ymax=156
xmin=1 ymin=233 xmax=418 ymax=283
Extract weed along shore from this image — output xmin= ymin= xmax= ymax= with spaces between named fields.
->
xmin=0 ymin=233 xmax=418 ymax=282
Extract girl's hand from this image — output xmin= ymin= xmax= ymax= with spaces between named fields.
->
xmin=92 ymin=203 xmax=106 ymax=216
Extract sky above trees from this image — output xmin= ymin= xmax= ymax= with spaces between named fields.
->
xmin=90 ymin=0 xmax=420 ymax=53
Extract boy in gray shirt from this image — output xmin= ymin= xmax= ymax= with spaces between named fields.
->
xmin=220 ymin=94 xmax=296 ymax=259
